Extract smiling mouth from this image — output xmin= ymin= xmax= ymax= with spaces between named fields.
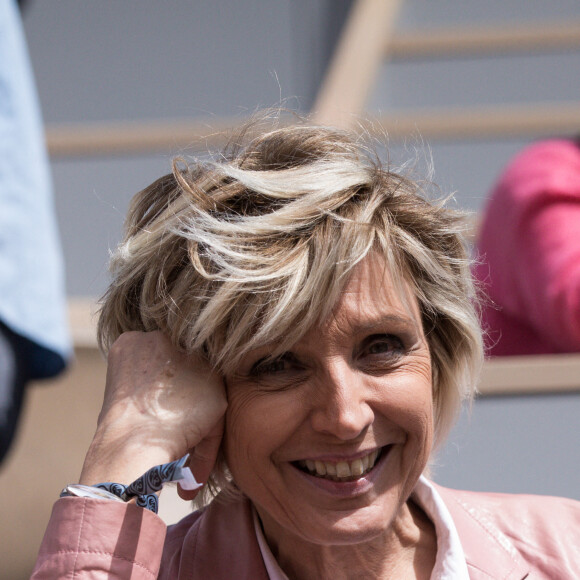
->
xmin=294 ymin=447 xmax=384 ymax=482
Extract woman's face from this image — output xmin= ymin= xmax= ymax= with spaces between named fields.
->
xmin=224 ymin=254 xmax=434 ymax=548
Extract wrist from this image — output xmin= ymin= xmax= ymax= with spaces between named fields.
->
xmin=66 ymin=454 xmax=201 ymax=514
xmin=79 ymin=431 xmax=177 ymax=487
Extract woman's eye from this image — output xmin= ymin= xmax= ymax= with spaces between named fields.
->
xmin=250 ymin=353 xmax=296 ymax=376
xmin=361 ymin=335 xmax=405 ymax=358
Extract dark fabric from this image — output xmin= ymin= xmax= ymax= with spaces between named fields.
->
xmin=0 ymin=319 xmax=66 ymax=464
xmin=0 ymin=322 xmax=27 ymax=463
xmin=0 ymin=319 xmax=67 ymax=381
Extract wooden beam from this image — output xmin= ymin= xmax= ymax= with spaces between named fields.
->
xmin=312 ymin=0 xmax=403 ymax=128
xmin=44 ymin=102 xmax=580 ymax=159
xmin=389 ymin=21 xmax=580 ymax=60
xmin=479 ymin=353 xmax=580 ymax=396
xmin=375 ymin=102 xmax=580 ymax=141
xmin=68 ymin=297 xmax=99 ymax=348
xmin=46 ymin=116 xmax=240 ymax=159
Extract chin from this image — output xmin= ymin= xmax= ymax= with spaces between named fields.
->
xmin=289 ymin=503 xmax=398 ymax=547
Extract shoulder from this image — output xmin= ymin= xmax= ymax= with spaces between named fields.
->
xmin=438 ymin=484 xmax=580 ymax=530
xmin=509 ymin=138 xmax=580 ymax=167
xmin=439 ymin=482 xmax=579 ymax=506
xmin=162 ymin=505 xmax=207 ymax=562
xmin=163 ymin=494 xmax=254 ymax=549
xmin=492 ymin=138 xmax=580 ymax=205
xmin=160 ymin=494 xmax=268 ymax=580
xmin=435 ymin=484 xmax=580 ymax=577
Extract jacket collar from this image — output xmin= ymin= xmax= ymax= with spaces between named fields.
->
xmin=433 ymin=484 xmax=530 ymax=579
xmin=180 ymin=486 xmax=531 ymax=579
xmin=181 ymin=494 xmax=270 ymax=580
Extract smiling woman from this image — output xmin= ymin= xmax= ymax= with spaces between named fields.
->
xmin=224 ymin=256 xmax=438 ymax=577
xmin=32 ymin=116 xmax=580 ymax=579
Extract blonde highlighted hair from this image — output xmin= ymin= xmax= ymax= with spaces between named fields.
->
xmin=98 ymin=116 xmax=483 ymax=496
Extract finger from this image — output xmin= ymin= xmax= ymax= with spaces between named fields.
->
xmin=178 ymin=418 xmax=224 ymax=501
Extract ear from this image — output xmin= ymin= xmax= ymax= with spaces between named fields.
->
xmin=178 ymin=418 xmax=225 ymax=502
xmin=177 ymin=483 xmax=202 ymax=501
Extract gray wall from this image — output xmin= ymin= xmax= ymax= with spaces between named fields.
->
xmin=22 ymin=0 xmax=580 ymax=500
xmin=368 ymin=0 xmax=580 ymax=213
xmin=436 ymin=393 xmax=580 ymax=499
xmin=23 ymin=0 xmax=352 ymax=297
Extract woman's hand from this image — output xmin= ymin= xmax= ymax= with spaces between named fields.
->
xmin=79 ymin=331 xmax=227 ymax=498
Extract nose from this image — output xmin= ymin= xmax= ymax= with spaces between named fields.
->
xmin=309 ymin=362 xmax=374 ymax=440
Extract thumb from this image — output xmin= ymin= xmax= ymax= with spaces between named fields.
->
xmin=178 ymin=418 xmax=224 ymax=501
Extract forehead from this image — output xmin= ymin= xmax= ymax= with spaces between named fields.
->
xmin=323 ymin=253 xmax=423 ymax=335
xmin=227 ymin=253 xmax=426 ymax=369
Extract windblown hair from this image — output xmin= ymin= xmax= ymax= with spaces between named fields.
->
xmin=98 ymin=117 xmax=483 ymax=496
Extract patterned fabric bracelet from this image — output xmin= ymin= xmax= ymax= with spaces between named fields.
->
xmin=92 ymin=482 xmax=160 ymax=512
xmin=60 ymin=453 xmax=202 ymax=514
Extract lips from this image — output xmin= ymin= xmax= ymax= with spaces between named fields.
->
xmin=294 ymin=447 xmax=383 ymax=482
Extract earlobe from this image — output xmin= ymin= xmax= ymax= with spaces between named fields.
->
xmin=177 ymin=483 xmax=202 ymax=501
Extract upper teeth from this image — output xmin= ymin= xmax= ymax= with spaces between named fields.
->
xmin=297 ymin=449 xmax=380 ymax=481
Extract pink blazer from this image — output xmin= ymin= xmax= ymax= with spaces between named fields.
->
xmin=474 ymin=139 xmax=580 ymax=356
xmin=32 ymin=483 xmax=580 ymax=579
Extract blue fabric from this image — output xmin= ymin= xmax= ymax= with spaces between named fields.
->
xmin=0 ymin=0 xmax=71 ymax=378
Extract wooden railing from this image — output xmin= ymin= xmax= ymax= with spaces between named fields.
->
xmin=44 ymin=99 xmax=580 ymax=159
xmin=46 ymin=116 xmax=240 ymax=159
xmin=480 ymin=353 xmax=580 ymax=396
xmin=388 ymin=20 xmax=580 ymax=60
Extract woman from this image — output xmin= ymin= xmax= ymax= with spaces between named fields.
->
xmin=33 ymin=120 xmax=579 ymax=579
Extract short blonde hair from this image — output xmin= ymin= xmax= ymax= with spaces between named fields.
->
xmin=99 ymin=117 xmax=483 ymax=483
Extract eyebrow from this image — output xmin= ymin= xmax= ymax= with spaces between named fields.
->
xmin=347 ymin=313 xmax=422 ymax=335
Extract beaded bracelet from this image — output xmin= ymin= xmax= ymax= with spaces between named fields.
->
xmin=60 ymin=454 xmax=202 ymax=513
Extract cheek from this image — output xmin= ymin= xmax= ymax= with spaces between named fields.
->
xmin=377 ymin=367 xmax=434 ymax=444
xmin=223 ymin=410 xmax=260 ymax=493
xmin=408 ymin=397 xmax=434 ymax=448
xmin=378 ymin=375 xmax=434 ymax=481
xmin=223 ymin=392 xmax=262 ymax=466
xmin=223 ymin=389 xmax=300 ymax=470
xmin=395 ymin=394 xmax=433 ymax=452
xmin=406 ymin=386 xmax=435 ymax=461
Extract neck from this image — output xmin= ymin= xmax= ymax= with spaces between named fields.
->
xmin=260 ymin=500 xmax=436 ymax=580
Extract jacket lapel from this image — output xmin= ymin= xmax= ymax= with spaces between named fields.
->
xmin=186 ymin=495 xmax=270 ymax=580
xmin=434 ymin=484 xmax=529 ymax=579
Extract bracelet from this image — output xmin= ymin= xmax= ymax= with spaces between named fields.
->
xmin=60 ymin=454 xmax=202 ymax=513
